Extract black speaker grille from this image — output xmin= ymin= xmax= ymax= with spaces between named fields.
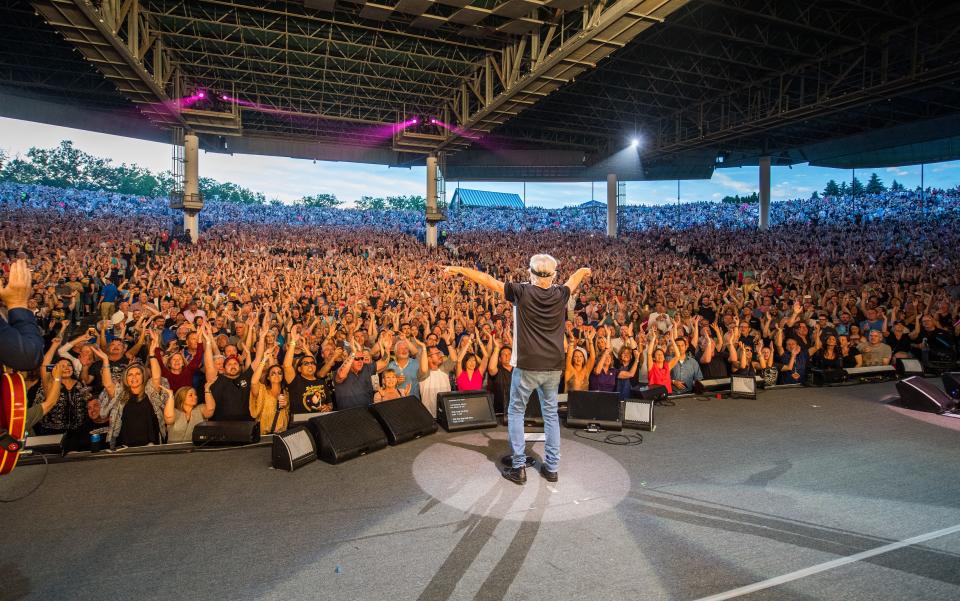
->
xmin=370 ymin=396 xmax=437 ymax=444
xmin=308 ymin=408 xmax=388 ymax=463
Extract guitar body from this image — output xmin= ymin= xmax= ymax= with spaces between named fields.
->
xmin=1 ymin=372 xmax=28 ymax=475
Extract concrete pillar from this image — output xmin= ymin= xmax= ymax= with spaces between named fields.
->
xmin=183 ymin=133 xmax=200 ymax=243
xmin=425 ymin=154 xmax=438 ymax=248
xmin=606 ymin=173 xmax=618 ymax=238
xmin=758 ymin=155 xmax=771 ymax=231
xmin=183 ymin=211 xmax=199 ymax=243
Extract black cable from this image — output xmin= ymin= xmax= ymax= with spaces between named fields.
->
xmin=573 ymin=430 xmax=643 ymax=446
xmin=0 ymin=453 xmax=49 ymax=503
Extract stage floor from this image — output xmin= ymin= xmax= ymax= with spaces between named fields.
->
xmin=2 ymin=381 xmax=960 ymax=601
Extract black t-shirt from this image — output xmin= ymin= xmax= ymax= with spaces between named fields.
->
xmin=487 ymin=366 xmax=513 ymax=414
xmin=886 ymin=333 xmax=913 ymax=355
xmin=287 ymin=374 xmax=331 ymax=413
xmin=504 ymin=282 xmax=570 ymax=371
xmin=700 ymin=350 xmax=729 ymax=380
xmin=118 ymin=397 xmax=160 ymax=447
xmin=210 ymin=369 xmax=254 ymax=420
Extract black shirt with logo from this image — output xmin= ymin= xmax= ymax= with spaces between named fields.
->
xmin=287 ymin=374 xmax=331 ymax=413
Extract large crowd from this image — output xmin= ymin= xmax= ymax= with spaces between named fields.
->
xmin=2 ymin=179 xmax=959 ymax=450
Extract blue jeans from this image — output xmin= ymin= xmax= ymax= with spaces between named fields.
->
xmin=508 ymin=368 xmax=562 ymax=471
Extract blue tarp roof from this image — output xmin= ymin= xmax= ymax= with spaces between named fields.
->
xmin=451 ymin=188 xmax=524 ymax=209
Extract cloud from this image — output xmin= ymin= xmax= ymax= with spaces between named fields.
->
xmin=712 ymin=171 xmax=757 ymax=194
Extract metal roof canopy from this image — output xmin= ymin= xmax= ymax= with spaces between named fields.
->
xmin=0 ymin=0 xmax=959 ymax=180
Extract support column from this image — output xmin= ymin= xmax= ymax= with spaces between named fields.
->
xmin=183 ymin=132 xmax=200 ymax=243
xmin=425 ymin=154 xmax=438 ymax=248
xmin=758 ymin=155 xmax=771 ymax=231
xmin=606 ymin=173 xmax=618 ymax=238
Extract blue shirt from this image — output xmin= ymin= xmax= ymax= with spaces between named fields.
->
xmin=387 ymin=357 xmax=421 ymax=398
xmin=100 ymin=283 xmax=119 ymax=303
xmin=334 ymin=362 xmax=376 ymax=410
xmin=670 ymin=356 xmax=704 ymax=392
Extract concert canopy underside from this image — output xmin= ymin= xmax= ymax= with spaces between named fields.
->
xmin=1 ymin=0 xmax=959 ymax=181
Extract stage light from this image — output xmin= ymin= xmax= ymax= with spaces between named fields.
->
xmin=411 ymin=117 xmax=419 ymax=124
xmin=221 ymin=94 xmax=231 ymax=101
xmin=430 ymin=117 xmax=438 ymax=125
xmin=196 ymin=90 xmax=206 ymax=99
xmin=630 ymin=138 xmax=639 ymax=148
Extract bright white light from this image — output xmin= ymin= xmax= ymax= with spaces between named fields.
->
xmin=630 ymin=138 xmax=639 ymax=148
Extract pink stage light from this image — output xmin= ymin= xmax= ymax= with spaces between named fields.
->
xmin=196 ymin=90 xmax=206 ymax=99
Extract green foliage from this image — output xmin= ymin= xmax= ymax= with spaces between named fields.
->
xmin=850 ymin=176 xmax=865 ymax=197
xmin=298 ymin=193 xmax=341 ymax=208
xmin=0 ymin=139 xmax=268 ymax=204
xmin=720 ymin=192 xmax=759 ymax=204
xmin=865 ymin=172 xmax=885 ymax=195
xmin=810 ymin=190 xmax=820 ymax=200
xmin=201 ymin=178 xmax=266 ymax=204
xmin=354 ymin=195 xmax=385 ymax=210
xmin=838 ymin=181 xmax=849 ymax=195
xmin=823 ymin=179 xmax=840 ymax=196
xmin=891 ymin=179 xmax=905 ymax=192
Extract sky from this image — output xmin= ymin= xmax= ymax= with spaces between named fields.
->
xmin=2 ymin=116 xmax=959 ymax=208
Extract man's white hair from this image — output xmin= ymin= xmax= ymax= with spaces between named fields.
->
xmin=528 ymin=254 xmax=558 ymax=286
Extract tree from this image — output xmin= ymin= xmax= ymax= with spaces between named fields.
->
xmin=0 ymin=140 xmax=269 ymax=202
xmin=0 ymin=149 xmax=7 ymax=171
xmin=850 ymin=176 xmax=865 ymax=197
xmin=810 ymin=190 xmax=820 ymax=200
xmin=891 ymin=179 xmax=905 ymax=192
xmin=823 ymin=179 xmax=840 ymax=197
xmin=838 ymin=181 xmax=849 ymax=195
xmin=299 ymin=193 xmax=341 ymax=208
xmin=354 ymin=195 xmax=385 ymax=210
xmin=865 ymin=172 xmax=885 ymax=195
xmin=720 ymin=192 xmax=759 ymax=204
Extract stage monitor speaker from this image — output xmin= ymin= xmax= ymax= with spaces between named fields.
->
xmin=436 ymin=391 xmax=497 ymax=432
xmin=369 ymin=396 xmax=438 ymax=445
xmin=811 ymin=368 xmax=846 ymax=386
xmin=192 ymin=420 xmax=260 ymax=446
xmin=730 ymin=374 xmax=757 ymax=399
xmin=896 ymin=358 xmax=924 ymax=378
xmin=623 ymin=398 xmax=655 ymax=431
xmin=844 ymin=365 xmax=896 ymax=382
xmin=896 ymin=376 xmax=958 ymax=414
xmin=630 ymin=384 xmax=668 ymax=402
xmin=942 ymin=372 xmax=960 ymax=399
xmin=271 ymin=426 xmax=316 ymax=471
xmin=694 ymin=378 xmax=730 ymax=394
xmin=307 ymin=408 xmax=388 ymax=464
xmin=566 ymin=390 xmax=623 ymax=431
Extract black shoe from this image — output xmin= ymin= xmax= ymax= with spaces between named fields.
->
xmin=540 ymin=465 xmax=558 ymax=483
xmin=502 ymin=466 xmax=526 ymax=485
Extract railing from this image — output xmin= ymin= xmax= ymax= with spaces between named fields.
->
xmin=169 ymin=191 xmax=204 ymax=211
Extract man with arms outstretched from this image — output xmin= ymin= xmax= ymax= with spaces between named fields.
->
xmin=444 ymin=255 xmax=591 ymax=484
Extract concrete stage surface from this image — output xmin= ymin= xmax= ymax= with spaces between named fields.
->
xmin=2 ymin=381 xmax=959 ymax=601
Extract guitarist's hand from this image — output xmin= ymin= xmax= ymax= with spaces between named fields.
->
xmin=0 ymin=259 xmax=32 ymax=310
